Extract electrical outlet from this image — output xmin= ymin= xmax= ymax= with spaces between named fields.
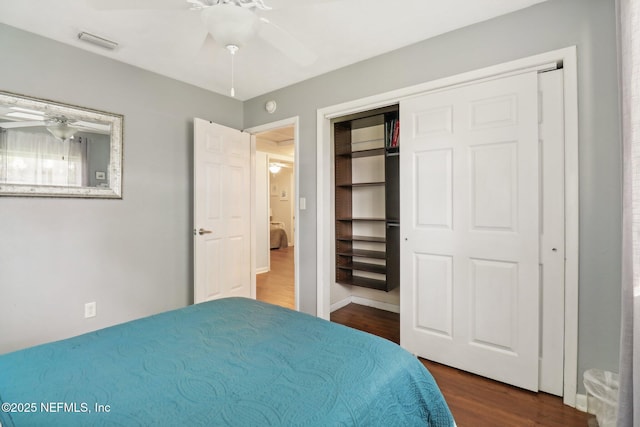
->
xmin=84 ymin=302 xmax=96 ymax=318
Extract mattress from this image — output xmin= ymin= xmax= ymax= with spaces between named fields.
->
xmin=0 ymin=298 xmax=454 ymax=426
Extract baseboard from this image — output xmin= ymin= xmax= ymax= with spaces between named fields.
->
xmin=330 ymin=297 xmax=352 ymax=313
xmin=351 ymin=296 xmax=400 ymax=313
xmin=330 ymin=296 xmax=400 ymax=314
xmin=256 ymin=266 xmax=269 ymax=274
xmin=575 ymin=394 xmax=588 ymax=413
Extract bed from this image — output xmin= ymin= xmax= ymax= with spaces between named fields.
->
xmin=270 ymin=221 xmax=288 ymax=249
xmin=0 ymin=298 xmax=454 ymax=426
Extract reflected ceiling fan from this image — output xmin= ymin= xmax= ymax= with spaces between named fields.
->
xmin=0 ymin=111 xmax=110 ymax=141
xmin=88 ymin=0 xmax=322 ymax=97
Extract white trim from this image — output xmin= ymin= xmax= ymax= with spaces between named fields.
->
xmin=575 ymin=394 xmax=589 ymax=413
xmin=316 ymin=46 xmax=579 ymax=405
xmin=249 ymin=133 xmax=257 ymax=299
xmin=561 ymin=50 xmax=580 ymax=408
xmin=351 ymin=296 xmax=400 ymax=314
xmin=330 ymin=296 xmax=400 ymax=314
xmin=245 ymin=116 xmax=301 ymax=311
xmin=316 ymin=109 xmax=332 ymax=318
xmin=330 ymin=297 xmax=352 ymax=313
xmin=256 ymin=266 xmax=269 ymax=274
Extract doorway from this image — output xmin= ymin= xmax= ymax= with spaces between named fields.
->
xmin=252 ymin=123 xmax=297 ymax=310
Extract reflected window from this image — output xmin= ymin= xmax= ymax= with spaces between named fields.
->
xmin=0 ymin=129 xmax=110 ymax=188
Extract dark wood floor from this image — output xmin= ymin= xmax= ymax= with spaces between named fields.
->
xmin=256 ymin=249 xmax=591 ymax=426
xmin=331 ymin=304 xmax=592 ymax=427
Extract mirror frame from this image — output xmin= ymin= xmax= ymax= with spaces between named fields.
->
xmin=0 ymin=90 xmax=123 ymax=198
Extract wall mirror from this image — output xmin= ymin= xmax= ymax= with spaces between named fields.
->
xmin=0 ymin=91 xmax=123 ymax=198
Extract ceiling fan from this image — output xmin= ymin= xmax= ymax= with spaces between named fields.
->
xmin=87 ymin=0 xmax=321 ymax=96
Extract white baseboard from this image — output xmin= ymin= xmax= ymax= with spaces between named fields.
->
xmin=256 ymin=266 xmax=269 ymax=274
xmin=330 ymin=297 xmax=352 ymax=313
xmin=330 ymin=296 xmax=400 ymax=314
xmin=575 ymin=394 xmax=589 ymax=413
xmin=351 ymin=296 xmax=400 ymax=313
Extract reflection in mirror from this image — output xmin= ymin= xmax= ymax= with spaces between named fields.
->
xmin=0 ymin=91 xmax=123 ymax=198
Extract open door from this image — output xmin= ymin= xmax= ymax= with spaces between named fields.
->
xmin=194 ymin=118 xmax=251 ymax=303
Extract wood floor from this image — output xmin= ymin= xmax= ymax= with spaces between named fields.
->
xmin=331 ymin=304 xmax=592 ymax=427
xmin=256 ymin=249 xmax=591 ymax=426
xmin=256 ymin=246 xmax=295 ymax=310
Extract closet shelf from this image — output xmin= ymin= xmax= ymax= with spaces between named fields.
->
xmin=337 ymin=181 xmax=385 ymax=188
xmin=337 ymin=235 xmax=386 ymax=243
xmin=336 ymin=217 xmax=386 ymax=222
xmin=336 ymin=249 xmax=386 ymax=259
xmin=337 ymin=276 xmax=388 ymax=291
xmin=336 ymin=148 xmax=385 ymax=158
xmin=337 ymin=262 xmax=387 ymax=275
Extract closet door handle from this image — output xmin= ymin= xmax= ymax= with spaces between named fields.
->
xmin=198 ymin=228 xmax=213 ymax=235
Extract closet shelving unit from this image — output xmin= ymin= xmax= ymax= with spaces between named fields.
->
xmin=334 ymin=105 xmax=400 ymax=292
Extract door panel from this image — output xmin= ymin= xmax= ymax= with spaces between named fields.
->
xmin=470 ymin=142 xmax=517 ymax=230
xmin=470 ymin=259 xmax=518 ymax=352
xmin=400 ymin=72 xmax=540 ymax=391
xmin=415 ymin=149 xmax=453 ymax=229
xmin=194 ymin=119 xmax=251 ymax=303
xmin=415 ymin=253 xmax=453 ymax=337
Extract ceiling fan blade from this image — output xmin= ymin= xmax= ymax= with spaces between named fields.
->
xmin=193 ymin=32 xmax=222 ymax=67
xmin=72 ymin=121 xmax=112 ymax=135
xmin=86 ymin=0 xmax=188 ymax=11
xmin=198 ymin=33 xmax=219 ymax=57
xmin=267 ymin=0 xmax=344 ymax=10
xmin=0 ymin=121 xmax=45 ymax=129
xmin=258 ymin=19 xmax=317 ymax=66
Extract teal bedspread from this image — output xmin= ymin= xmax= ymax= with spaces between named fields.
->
xmin=0 ymin=298 xmax=454 ymax=426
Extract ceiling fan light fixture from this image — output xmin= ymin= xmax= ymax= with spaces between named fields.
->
xmin=201 ymin=3 xmax=260 ymax=47
xmin=269 ymin=163 xmax=281 ymax=174
xmin=46 ymin=120 xmax=77 ymax=142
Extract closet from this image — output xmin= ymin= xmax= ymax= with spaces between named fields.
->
xmin=333 ymin=105 xmax=399 ymax=292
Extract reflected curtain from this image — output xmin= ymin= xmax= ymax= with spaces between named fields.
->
xmin=0 ymin=129 xmax=6 ymax=182
xmin=618 ymin=0 xmax=640 ymax=425
xmin=0 ymin=130 xmax=86 ymax=187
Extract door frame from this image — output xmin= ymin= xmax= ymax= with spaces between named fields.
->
xmin=315 ymin=46 xmax=579 ymax=406
xmin=245 ymin=116 xmax=300 ymax=310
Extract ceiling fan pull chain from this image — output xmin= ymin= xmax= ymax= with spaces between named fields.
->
xmin=227 ymin=44 xmax=239 ymax=97
xmin=231 ymin=52 xmax=235 ymax=97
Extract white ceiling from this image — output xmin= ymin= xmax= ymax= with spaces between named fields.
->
xmin=0 ymin=0 xmax=548 ymax=100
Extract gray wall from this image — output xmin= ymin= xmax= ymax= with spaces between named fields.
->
xmin=0 ymin=23 xmax=242 ymax=354
xmin=243 ymin=0 xmax=622 ymax=392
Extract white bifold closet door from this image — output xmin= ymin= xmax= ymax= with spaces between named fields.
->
xmin=399 ymin=72 xmax=540 ymax=391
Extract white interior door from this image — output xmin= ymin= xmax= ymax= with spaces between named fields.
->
xmin=538 ymin=69 xmax=565 ymax=395
xmin=194 ymin=118 xmax=251 ymax=303
xmin=400 ymin=72 xmax=540 ymax=391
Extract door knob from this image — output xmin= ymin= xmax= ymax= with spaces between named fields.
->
xmin=198 ymin=228 xmax=213 ymax=235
